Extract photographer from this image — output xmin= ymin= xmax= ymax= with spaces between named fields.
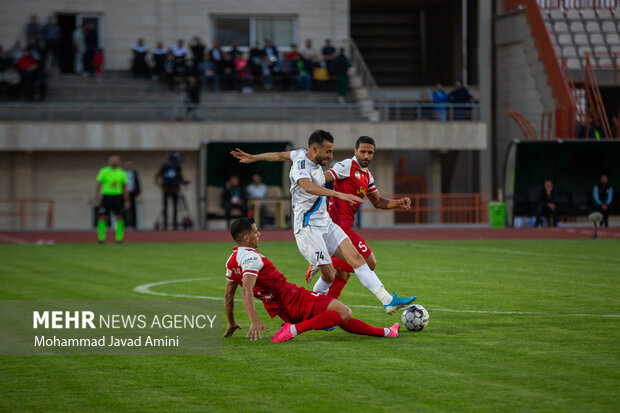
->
xmin=154 ymin=152 xmax=186 ymax=230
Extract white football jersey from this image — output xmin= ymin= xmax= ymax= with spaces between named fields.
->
xmin=289 ymin=148 xmax=330 ymax=233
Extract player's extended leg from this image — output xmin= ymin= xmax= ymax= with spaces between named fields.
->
xmin=272 ymin=299 xmax=399 ymax=342
xmin=333 ymin=238 xmax=415 ymax=314
xmin=328 ymin=253 xmax=376 ymax=299
xmin=313 ymin=264 xmax=336 ymax=294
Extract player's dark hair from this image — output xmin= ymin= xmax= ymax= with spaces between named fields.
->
xmin=355 ymin=136 xmax=376 ymax=149
xmin=308 ymin=130 xmax=334 ymax=147
xmin=230 ymin=218 xmax=255 ymax=242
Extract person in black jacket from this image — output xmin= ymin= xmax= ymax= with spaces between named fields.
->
xmin=222 ymin=175 xmax=248 ymax=228
xmin=535 ymin=179 xmax=558 ymax=227
xmin=155 ymin=153 xmax=185 ymax=230
xmin=593 ymin=174 xmax=613 ymax=227
xmin=123 ymin=157 xmax=141 ymax=229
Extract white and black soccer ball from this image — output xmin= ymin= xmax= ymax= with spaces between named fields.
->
xmin=401 ymin=304 xmax=429 ymax=331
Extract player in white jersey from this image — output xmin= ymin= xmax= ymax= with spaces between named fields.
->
xmin=230 ymin=129 xmax=415 ymax=314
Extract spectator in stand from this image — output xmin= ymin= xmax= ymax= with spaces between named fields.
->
xmin=302 ymin=39 xmax=319 ymax=68
xmin=171 ymin=39 xmax=188 ymax=64
xmin=173 ymin=55 xmax=187 ymax=81
xmin=448 ymin=79 xmax=473 ymax=119
xmin=25 ymin=16 xmax=43 ymax=46
xmin=17 ymin=50 xmax=46 ymax=101
xmin=189 ymin=37 xmax=205 ymax=73
xmin=164 ymin=51 xmax=176 ymax=90
xmin=4 ymin=65 xmax=22 ymax=100
xmin=593 ymin=174 xmax=613 ymax=228
xmin=72 ymin=24 xmax=85 ymax=74
xmin=260 ymin=55 xmax=273 ymax=89
xmin=281 ymin=44 xmax=300 ymax=90
xmin=230 ymin=39 xmax=240 ymax=58
xmin=43 ymin=16 xmax=60 ymax=70
xmin=263 ymin=39 xmax=280 ymax=71
xmin=321 ymin=39 xmax=337 ymax=75
xmin=222 ymin=175 xmax=248 ymax=228
xmin=333 ymin=48 xmax=350 ymax=104
xmin=246 ymin=172 xmax=268 ymax=227
xmin=25 ymin=38 xmax=43 ymax=62
xmin=151 ymin=41 xmax=167 ymax=80
xmin=535 ymin=179 xmax=558 ymax=227
xmin=93 ymin=48 xmax=104 ymax=81
xmin=123 ymin=157 xmax=141 ymax=229
xmin=185 ymin=75 xmax=200 ymax=120
xmin=296 ymin=54 xmax=312 ymax=91
xmin=249 ymin=40 xmax=264 ymax=77
xmin=286 ymin=44 xmax=300 ymax=61
xmin=234 ymin=52 xmax=253 ymax=94
xmin=83 ymin=22 xmax=98 ymax=76
xmin=221 ymin=52 xmax=236 ymax=91
xmin=8 ymin=41 xmax=23 ymax=63
xmin=432 ymin=83 xmax=449 ymax=121
xmin=209 ymin=40 xmax=224 ymax=75
xmin=131 ymin=38 xmax=148 ymax=77
xmin=198 ymin=55 xmax=219 ymax=91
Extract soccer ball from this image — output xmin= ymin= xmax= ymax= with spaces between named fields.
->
xmin=401 ymin=304 xmax=429 ymax=331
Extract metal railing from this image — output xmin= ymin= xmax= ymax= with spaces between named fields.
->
xmin=0 ymin=101 xmax=480 ymax=122
xmin=537 ymin=0 xmax=619 ymax=8
xmin=344 ymin=38 xmax=380 ymax=99
xmin=0 ymin=198 xmax=54 ymax=228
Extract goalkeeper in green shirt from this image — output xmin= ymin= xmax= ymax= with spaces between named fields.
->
xmin=94 ymin=154 xmax=130 ymax=244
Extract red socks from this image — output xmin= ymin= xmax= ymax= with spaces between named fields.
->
xmin=293 ymin=311 xmax=385 ymax=337
xmin=332 ymin=257 xmax=354 ymax=273
xmin=327 ymin=274 xmax=348 ymax=299
xmin=339 ymin=317 xmax=385 ymax=337
xmin=295 ymin=310 xmax=343 ymax=335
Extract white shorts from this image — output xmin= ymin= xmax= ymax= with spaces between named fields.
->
xmin=295 ymin=221 xmax=349 ymax=266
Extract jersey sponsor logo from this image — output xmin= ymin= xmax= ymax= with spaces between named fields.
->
xmin=354 ymin=171 xmax=361 ymax=179
xmin=356 ymin=187 xmax=367 ymax=197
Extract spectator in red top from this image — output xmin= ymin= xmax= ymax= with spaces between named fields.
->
xmin=234 ymin=52 xmax=253 ymax=94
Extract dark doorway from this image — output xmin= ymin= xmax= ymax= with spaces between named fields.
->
xmin=57 ymin=13 xmax=76 ymax=73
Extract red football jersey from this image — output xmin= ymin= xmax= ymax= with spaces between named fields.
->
xmin=328 ymin=157 xmax=377 ymax=229
xmin=225 ymin=246 xmax=301 ymax=318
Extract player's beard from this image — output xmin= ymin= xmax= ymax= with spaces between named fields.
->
xmin=315 ymin=154 xmax=328 ymax=166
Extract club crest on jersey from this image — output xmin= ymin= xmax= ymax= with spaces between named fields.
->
xmin=354 ymin=171 xmax=361 ymax=179
xmin=356 ymin=187 xmax=367 ymax=196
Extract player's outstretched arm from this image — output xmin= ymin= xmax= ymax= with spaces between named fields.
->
xmin=230 ymin=148 xmax=292 ymax=164
xmin=223 ymin=280 xmax=242 ymax=338
xmin=297 ymin=178 xmax=363 ymax=206
xmin=367 ymin=190 xmax=411 ymax=210
xmin=241 ymin=274 xmax=270 ymax=341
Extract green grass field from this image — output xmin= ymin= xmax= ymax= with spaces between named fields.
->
xmin=1 ymin=239 xmax=619 ymax=412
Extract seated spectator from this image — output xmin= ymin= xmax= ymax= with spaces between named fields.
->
xmin=333 ymin=48 xmax=350 ymax=103
xmin=221 ymin=52 xmax=236 ymax=91
xmin=296 ymin=55 xmax=312 ymax=91
xmin=249 ymin=41 xmax=265 ymax=77
xmin=173 ymin=56 xmax=187 ymax=83
xmin=246 ymin=173 xmax=268 ymax=226
xmin=263 ymin=39 xmax=280 ymax=72
xmin=0 ymin=49 xmax=11 ymax=72
xmin=4 ymin=65 xmax=21 ymax=100
xmin=151 ymin=41 xmax=167 ymax=80
xmin=281 ymin=44 xmax=300 ymax=90
xmin=209 ymin=40 xmax=224 ymax=75
xmin=25 ymin=38 xmax=43 ymax=62
xmin=302 ymin=39 xmax=319 ymax=68
xmin=222 ymin=175 xmax=248 ymax=228
xmin=185 ymin=75 xmax=200 ymax=120
xmin=197 ymin=55 xmax=219 ymax=91
xmin=432 ymin=83 xmax=449 ymax=121
xmin=449 ymin=79 xmax=473 ymax=120
xmin=8 ymin=41 xmax=23 ymax=63
xmin=229 ymin=39 xmax=240 ymax=58
xmin=535 ymin=179 xmax=558 ymax=227
xmin=260 ymin=55 xmax=273 ymax=89
xmin=593 ymin=174 xmax=613 ymax=228
xmin=234 ymin=52 xmax=253 ymax=93
xmin=164 ymin=51 xmax=176 ymax=90
xmin=131 ymin=38 xmax=148 ymax=77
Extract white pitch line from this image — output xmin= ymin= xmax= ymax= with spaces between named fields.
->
xmin=133 ymin=278 xmax=620 ymax=319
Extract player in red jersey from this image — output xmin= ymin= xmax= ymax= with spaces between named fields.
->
xmin=223 ymin=217 xmax=400 ymax=342
xmin=319 ymin=136 xmax=411 ymax=298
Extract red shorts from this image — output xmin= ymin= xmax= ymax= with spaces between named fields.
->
xmin=343 ymin=227 xmax=372 ymax=259
xmin=276 ymin=286 xmax=334 ymax=324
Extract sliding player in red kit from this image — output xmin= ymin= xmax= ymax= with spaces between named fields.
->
xmin=313 ymin=136 xmax=412 ymax=298
xmin=223 ymin=218 xmax=400 ymax=342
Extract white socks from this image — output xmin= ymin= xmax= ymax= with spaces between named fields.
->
xmin=383 ymin=328 xmax=390 ymax=337
xmin=313 ymin=277 xmax=332 ymax=294
xmin=354 ymin=264 xmax=392 ymax=305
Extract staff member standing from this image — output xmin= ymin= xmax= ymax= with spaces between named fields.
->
xmin=94 ymin=154 xmax=129 ymax=244
xmin=123 ymin=157 xmax=141 ymax=229
xmin=155 ymin=152 xmax=185 ymax=230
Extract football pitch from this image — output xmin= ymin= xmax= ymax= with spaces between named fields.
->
xmin=1 ymin=238 xmax=619 ymax=412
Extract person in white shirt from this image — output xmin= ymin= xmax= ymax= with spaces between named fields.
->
xmin=246 ymin=173 xmax=268 ymax=226
xmin=230 ymin=130 xmax=416 ymax=314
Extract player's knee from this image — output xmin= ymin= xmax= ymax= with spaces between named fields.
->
xmin=339 ymin=305 xmax=352 ymax=322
